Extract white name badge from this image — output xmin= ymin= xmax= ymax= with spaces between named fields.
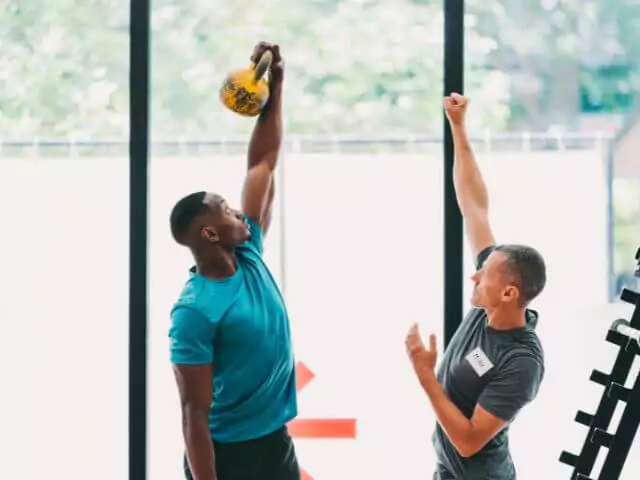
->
xmin=466 ymin=347 xmax=494 ymax=377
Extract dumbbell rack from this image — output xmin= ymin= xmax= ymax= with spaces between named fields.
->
xmin=559 ymin=247 xmax=640 ymax=479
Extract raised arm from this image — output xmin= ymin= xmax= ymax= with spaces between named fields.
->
xmin=241 ymin=42 xmax=284 ymax=238
xmin=444 ymin=94 xmax=496 ymax=258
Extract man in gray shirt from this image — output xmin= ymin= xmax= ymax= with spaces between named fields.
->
xmin=405 ymin=93 xmax=546 ymax=480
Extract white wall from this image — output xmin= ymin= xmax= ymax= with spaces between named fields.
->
xmin=1 ymin=149 xmax=637 ymax=480
xmin=0 ymin=158 xmax=129 ymax=479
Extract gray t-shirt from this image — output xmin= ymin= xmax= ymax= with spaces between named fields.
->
xmin=432 ymin=246 xmax=545 ymax=480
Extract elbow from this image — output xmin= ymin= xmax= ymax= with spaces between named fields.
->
xmin=456 ymin=445 xmax=478 ymax=459
xmin=264 ymin=151 xmax=280 ymax=171
xmin=453 ymin=437 xmax=483 ymax=458
xmin=255 ymin=151 xmax=279 ymax=172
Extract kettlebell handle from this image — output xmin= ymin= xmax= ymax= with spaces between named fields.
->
xmin=253 ymin=50 xmax=273 ymax=82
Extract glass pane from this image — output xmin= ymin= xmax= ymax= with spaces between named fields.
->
xmin=283 ymin=147 xmax=443 ymax=479
xmin=0 ymin=2 xmax=129 ymax=478
xmin=150 ymin=0 xmax=444 ymax=479
xmin=465 ymin=1 xmax=640 ymax=478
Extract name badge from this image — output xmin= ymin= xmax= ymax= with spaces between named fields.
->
xmin=466 ymin=347 xmax=494 ymax=377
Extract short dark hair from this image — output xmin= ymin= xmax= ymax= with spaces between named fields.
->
xmin=495 ymin=244 xmax=547 ymax=307
xmin=169 ymin=191 xmax=208 ymax=245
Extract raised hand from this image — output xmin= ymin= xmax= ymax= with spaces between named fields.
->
xmin=405 ymin=323 xmax=438 ymax=373
xmin=443 ymin=92 xmax=469 ymax=126
xmin=250 ymin=42 xmax=284 ymax=82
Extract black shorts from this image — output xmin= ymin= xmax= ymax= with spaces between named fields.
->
xmin=184 ymin=426 xmax=300 ymax=480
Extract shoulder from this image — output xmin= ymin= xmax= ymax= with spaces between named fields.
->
xmin=173 ymin=273 xmax=205 ymax=308
xmin=172 ymin=272 xmax=241 ymax=325
xmin=501 ymin=310 xmax=544 ymax=363
xmin=519 ymin=313 xmax=545 ymax=362
xmin=478 ymin=340 xmax=545 ymax=422
xmin=170 ymin=304 xmax=209 ymax=328
xmin=171 ymin=277 xmax=209 ymax=325
xmin=499 ymin=342 xmax=545 ymax=384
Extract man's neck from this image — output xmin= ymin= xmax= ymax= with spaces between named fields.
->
xmin=486 ymin=306 xmax=527 ymax=330
xmin=195 ymin=249 xmax=237 ymax=279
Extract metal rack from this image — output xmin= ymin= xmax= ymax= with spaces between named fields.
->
xmin=559 ymin=247 xmax=640 ymax=479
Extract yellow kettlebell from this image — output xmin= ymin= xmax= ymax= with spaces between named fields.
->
xmin=219 ymin=50 xmax=273 ymax=117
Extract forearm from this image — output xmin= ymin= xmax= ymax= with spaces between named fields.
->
xmin=451 ymin=123 xmax=489 ymax=214
xmin=418 ymin=370 xmax=474 ymax=454
xmin=247 ymin=78 xmax=283 ymax=170
xmin=182 ymin=408 xmax=217 ymax=480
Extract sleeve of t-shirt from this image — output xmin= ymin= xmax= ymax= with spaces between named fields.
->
xmin=476 ymin=245 xmax=496 ymax=270
xmin=169 ymin=306 xmax=217 ymax=365
xmin=242 ymin=215 xmax=264 ymax=256
xmin=477 ymin=355 xmax=543 ymax=422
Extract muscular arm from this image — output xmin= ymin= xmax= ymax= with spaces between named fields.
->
xmin=174 ymin=364 xmax=217 ymax=480
xmin=418 ymin=370 xmax=507 ymax=458
xmin=169 ymin=307 xmax=219 ymax=480
xmin=241 ymin=58 xmax=283 ymax=238
xmin=450 ymin=121 xmax=496 ymax=257
xmin=417 ymin=354 xmax=542 ymax=457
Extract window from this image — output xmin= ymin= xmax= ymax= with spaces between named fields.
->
xmin=465 ymin=1 xmax=640 ymax=477
xmin=0 ymin=2 xmax=129 ymax=478
xmin=149 ymin=1 xmax=445 ymax=478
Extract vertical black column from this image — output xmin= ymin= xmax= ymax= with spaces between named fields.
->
xmin=129 ymin=0 xmax=150 ymax=478
xmin=443 ymin=0 xmax=465 ymax=348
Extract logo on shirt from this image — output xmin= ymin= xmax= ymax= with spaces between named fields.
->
xmin=466 ymin=347 xmax=494 ymax=377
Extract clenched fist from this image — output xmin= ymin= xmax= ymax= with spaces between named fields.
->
xmin=443 ymin=93 xmax=469 ymax=126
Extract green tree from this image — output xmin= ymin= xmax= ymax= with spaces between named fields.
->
xmin=1 ymin=0 xmax=640 ymax=137
xmin=0 ymin=0 xmax=129 ymax=139
xmin=466 ymin=0 xmax=640 ymax=130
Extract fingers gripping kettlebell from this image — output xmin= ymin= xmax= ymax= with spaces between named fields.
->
xmin=219 ymin=50 xmax=273 ymax=117
xmin=253 ymin=50 xmax=273 ymax=83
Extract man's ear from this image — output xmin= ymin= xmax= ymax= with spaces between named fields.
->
xmin=502 ymin=285 xmax=520 ymax=303
xmin=201 ymin=227 xmax=219 ymax=243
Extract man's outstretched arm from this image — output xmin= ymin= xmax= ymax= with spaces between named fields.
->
xmin=241 ymin=42 xmax=284 ymax=238
xmin=444 ymin=94 xmax=496 ymax=257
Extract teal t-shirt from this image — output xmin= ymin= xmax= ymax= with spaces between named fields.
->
xmin=169 ymin=217 xmax=297 ymax=443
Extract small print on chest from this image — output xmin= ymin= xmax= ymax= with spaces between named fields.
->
xmin=465 ymin=347 xmax=494 ymax=378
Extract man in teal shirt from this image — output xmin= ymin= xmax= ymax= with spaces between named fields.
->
xmin=168 ymin=42 xmax=299 ymax=480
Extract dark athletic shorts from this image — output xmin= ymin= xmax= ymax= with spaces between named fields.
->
xmin=184 ymin=426 xmax=300 ymax=480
